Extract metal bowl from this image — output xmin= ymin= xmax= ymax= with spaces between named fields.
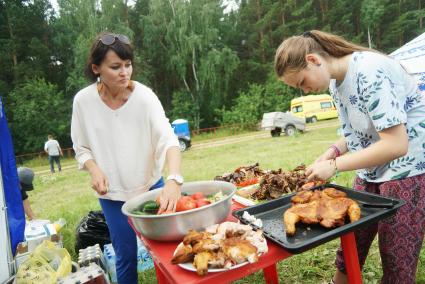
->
xmin=122 ymin=181 xmax=236 ymax=241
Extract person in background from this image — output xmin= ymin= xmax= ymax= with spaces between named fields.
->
xmin=44 ymin=134 xmax=63 ymax=173
xmin=17 ymin=167 xmax=36 ymax=220
xmin=274 ymin=30 xmax=425 ymax=284
xmin=71 ymin=32 xmax=183 ymax=284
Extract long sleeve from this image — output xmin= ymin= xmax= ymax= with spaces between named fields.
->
xmin=149 ymin=92 xmax=180 ymax=177
xmin=71 ymin=95 xmax=93 ymax=170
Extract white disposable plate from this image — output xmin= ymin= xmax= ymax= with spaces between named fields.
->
xmin=232 ymin=194 xmax=256 ymax=206
xmin=232 ymin=184 xmax=259 ymax=206
xmin=178 ymin=259 xmax=250 ymax=273
xmin=174 ymin=238 xmax=266 ymax=273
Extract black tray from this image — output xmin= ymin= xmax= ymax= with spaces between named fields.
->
xmin=232 ymin=184 xmax=405 ymax=254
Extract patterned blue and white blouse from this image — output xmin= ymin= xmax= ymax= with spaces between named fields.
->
xmin=329 ymin=51 xmax=425 ymax=182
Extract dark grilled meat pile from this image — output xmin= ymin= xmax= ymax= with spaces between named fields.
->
xmin=214 ymin=163 xmax=266 ymax=184
xmin=253 ymin=165 xmax=308 ymax=200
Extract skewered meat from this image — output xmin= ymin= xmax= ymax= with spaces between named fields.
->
xmin=284 ymin=188 xmax=361 ymax=236
xmin=253 ymin=165 xmax=309 ymax=200
xmin=214 ymin=163 xmax=266 ymax=184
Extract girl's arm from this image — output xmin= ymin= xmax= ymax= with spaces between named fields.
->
xmin=306 ymin=124 xmax=408 ymax=180
xmin=315 ymin=137 xmax=348 ymax=163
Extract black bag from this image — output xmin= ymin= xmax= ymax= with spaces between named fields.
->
xmin=75 ymin=210 xmax=111 ymax=254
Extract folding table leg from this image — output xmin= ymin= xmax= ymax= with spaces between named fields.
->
xmin=263 ymin=264 xmax=279 ymax=284
xmin=340 ymin=232 xmax=362 ymax=284
xmin=154 ymin=263 xmax=168 ymax=284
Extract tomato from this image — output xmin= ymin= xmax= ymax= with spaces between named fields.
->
xmin=195 ymin=198 xmax=211 ymax=208
xmin=191 ymin=192 xmax=205 ymax=200
xmin=176 ymin=196 xmax=197 ymax=212
xmin=236 ymin=178 xmax=259 ymax=188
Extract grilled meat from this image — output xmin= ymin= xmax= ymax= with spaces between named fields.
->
xmin=214 ymin=163 xmax=265 ymax=184
xmin=284 ymin=188 xmax=361 ymax=236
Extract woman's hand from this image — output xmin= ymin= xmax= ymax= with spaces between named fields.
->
xmin=306 ymin=159 xmax=337 ymax=181
xmin=89 ymin=167 xmax=109 ymax=195
xmin=157 ymin=180 xmax=181 ymax=214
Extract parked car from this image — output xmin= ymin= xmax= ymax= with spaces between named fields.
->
xmin=172 ymin=119 xmax=191 ymax=151
xmin=261 ymin=112 xmax=306 ymax=137
xmin=291 ymin=94 xmax=338 ymax=123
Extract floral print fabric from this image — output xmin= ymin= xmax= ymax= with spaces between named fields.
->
xmin=329 ymin=51 xmax=425 ymax=182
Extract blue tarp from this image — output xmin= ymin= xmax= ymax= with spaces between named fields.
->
xmin=0 ymin=97 xmax=25 ymax=255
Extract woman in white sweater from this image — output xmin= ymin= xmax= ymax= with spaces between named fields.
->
xmin=71 ymin=32 xmax=183 ymax=284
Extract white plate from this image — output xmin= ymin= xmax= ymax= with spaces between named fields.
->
xmin=174 ymin=239 xmax=266 ymax=273
xmin=232 ymin=194 xmax=257 ymax=206
xmin=232 ymin=184 xmax=259 ymax=206
xmin=178 ymin=258 xmax=251 ymax=273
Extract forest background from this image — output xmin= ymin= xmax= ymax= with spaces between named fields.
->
xmin=1 ymin=0 xmax=424 ymax=154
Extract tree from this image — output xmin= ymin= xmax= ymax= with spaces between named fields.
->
xmin=8 ymin=78 xmax=70 ymax=153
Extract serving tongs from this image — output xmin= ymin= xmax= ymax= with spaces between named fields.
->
xmin=357 ymin=200 xmax=396 ymax=208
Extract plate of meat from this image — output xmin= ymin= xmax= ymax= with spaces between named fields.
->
xmin=171 ymin=222 xmax=268 ymax=276
xmin=232 ymin=184 xmax=404 ymax=254
xmin=232 ymin=165 xmax=327 ymax=206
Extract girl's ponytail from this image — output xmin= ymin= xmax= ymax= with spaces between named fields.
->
xmin=275 ymin=30 xmax=371 ymax=77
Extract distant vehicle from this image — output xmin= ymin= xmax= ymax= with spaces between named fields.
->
xmin=291 ymin=94 xmax=338 ymax=123
xmin=261 ymin=112 xmax=306 ymax=137
xmin=172 ymin=119 xmax=191 ymax=151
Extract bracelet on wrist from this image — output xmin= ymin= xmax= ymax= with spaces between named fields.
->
xmin=329 ymin=144 xmax=341 ymax=158
xmin=330 ymin=158 xmax=339 ymax=177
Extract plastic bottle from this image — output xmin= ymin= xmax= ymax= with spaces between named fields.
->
xmin=137 ymin=239 xmax=154 ymax=272
xmin=53 ymin=218 xmax=66 ymax=233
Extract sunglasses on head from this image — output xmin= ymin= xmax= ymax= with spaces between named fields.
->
xmin=99 ymin=34 xmax=130 ymax=45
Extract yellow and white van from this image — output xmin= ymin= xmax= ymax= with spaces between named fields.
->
xmin=290 ymin=94 xmax=338 ymax=123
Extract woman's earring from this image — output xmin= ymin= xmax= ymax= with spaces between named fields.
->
xmin=316 ymin=63 xmax=321 ymax=67
xmin=96 ymin=76 xmax=104 ymax=93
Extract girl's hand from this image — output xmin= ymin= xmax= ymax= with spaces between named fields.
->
xmin=314 ymin=147 xmax=337 ymax=163
xmin=157 ymin=180 xmax=181 ymax=214
xmin=89 ymin=167 xmax=109 ymax=195
xmin=306 ymin=159 xmax=337 ymax=181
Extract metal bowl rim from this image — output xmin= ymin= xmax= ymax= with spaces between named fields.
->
xmin=122 ymin=182 xmax=236 ymax=218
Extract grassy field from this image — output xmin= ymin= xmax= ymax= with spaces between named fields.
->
xmin=26 ymin=124 xmax=425 ymax=284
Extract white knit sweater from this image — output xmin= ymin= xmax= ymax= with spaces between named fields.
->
xmin=71 ymin=82 xmax=179 ymax=201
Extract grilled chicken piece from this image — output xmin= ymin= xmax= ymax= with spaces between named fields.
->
xmin=318 ymin=197 xmax=360 ymax=228
xmin=193 ymin=251 xmax=215 ymax=276
xmin=221 ymin=237 xmax=258 ymax=264
xmin=183 ymin=230 xmax=212 ymax=246
xmin=322 ymin=188 xmax=347 ymax=199
xmin=284 ymin=200 xmax=320 ymax=235
xmin=284 ymin=188 xmax=361 ymax=236
xmin=171 ymin=243 xmax=194 ymax=264
xmin=192 ymin=238 xmax=220 ymax=253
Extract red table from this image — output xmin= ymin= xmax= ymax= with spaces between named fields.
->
xmin=129 ymin=202 xmax=363 ymax=284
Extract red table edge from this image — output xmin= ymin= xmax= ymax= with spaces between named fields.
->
xmin=128 ymin=201 xmax=363 ymax=284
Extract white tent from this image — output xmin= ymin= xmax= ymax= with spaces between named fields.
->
xmin=390 ymin=32 xmax=425 ymax=90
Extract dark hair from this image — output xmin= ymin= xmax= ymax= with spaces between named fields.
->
xmin=274 ymin=30 xmax=372 ymax=77
xmin=84 ymin=32 xmax=134 ymax=82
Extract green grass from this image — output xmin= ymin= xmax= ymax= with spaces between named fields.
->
xmin=27 ymin=125 xmax=425 ymax=284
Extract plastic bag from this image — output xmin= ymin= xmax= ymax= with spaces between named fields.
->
xmin=15 ymin=240 xmax=72 ymax=284
xmin=75 ymin=210 xmax=111 ymax=253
